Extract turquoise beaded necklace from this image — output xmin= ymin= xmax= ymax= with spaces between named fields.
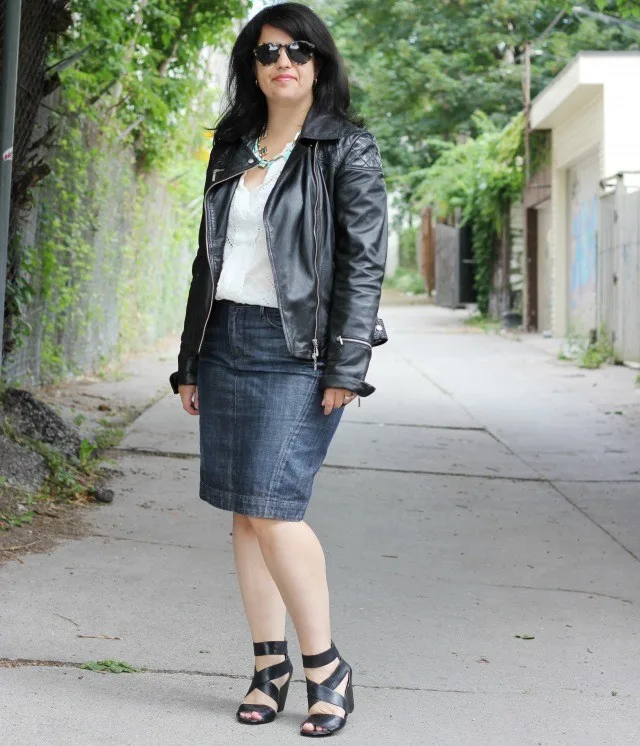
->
xmin=251 ymin=130 xmax=300 ymax=169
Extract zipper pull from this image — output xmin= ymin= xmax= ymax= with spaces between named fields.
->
xmin=336 ymin=335 xmax=344 ymax=345
xmin=312 ymin=338 xmax=319 ymax=370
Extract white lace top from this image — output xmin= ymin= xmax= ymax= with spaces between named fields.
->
xmin=215 ymin=135 xmax=298 ymax=308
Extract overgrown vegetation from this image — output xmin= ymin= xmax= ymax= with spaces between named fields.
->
xmin=0 ymin=404 xmax=127 ymax=540
xmin=315 ymin=0 xmax=640 ymax=313
xmin=56 ymin=0 xmax=247 ymax=169
xmin=4 ymin=2 xmax=250 ymax=384
xmin=557 ymin=327 xmax=617 ymax=369
xmin=0 ymin=506 xmax=35 ymax=531
xmin=384 ymin=267 xmax=426 ymax=295
xmin=321 ymin=0 xmax=640 ymax=180
xmin=414 ymin=113 xmax=527 ymax=314
xmin=383 ymin=223 xmax=426 ymax=295
xmin=398 ymin=224 xmax=419 ymax=270
xmin=464 ymin=314 xmax=502 ymax=334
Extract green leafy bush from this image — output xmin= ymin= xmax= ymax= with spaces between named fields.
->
xmin=386 ymin=267 xmax=426 ymax=295
xmin=415 ymin=113 xmax=526 ymax=315
xmin=558 ymin=327 xmax=616 ymax=369
xmin=398 ymin=225 xmax=419 ymax=270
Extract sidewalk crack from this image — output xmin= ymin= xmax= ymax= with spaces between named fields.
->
xmin=0 ymin=659 xmax=473 ymax=693
xmin=399 ymin=354 xmax=640 ymax=563
xmin=91 ymin=533 xmax=200 ymax=550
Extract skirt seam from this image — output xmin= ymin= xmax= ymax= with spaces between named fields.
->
xmin=266 ymin=374 xmax=318 ymax=500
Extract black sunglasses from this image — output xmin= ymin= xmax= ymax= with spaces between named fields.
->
xmin=253 ymin=40 xmax=316 ymax=66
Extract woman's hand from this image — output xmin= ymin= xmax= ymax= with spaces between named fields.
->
xmin=322 ymin=387 xmax=356 ymax=415
xmin=179 ymin=384 xmax=199 ymax=415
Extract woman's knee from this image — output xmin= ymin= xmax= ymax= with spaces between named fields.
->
xmin=232 ymin=512 xmax=254 ymax=536
xmin=246 ymin=515 xmax=288 ymax=539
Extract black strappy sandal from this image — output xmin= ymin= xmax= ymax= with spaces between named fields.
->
xmin=236 ymin=640 xmax=293 ymax=725
xmin=300 ymin=642 xmax=354 ymax=737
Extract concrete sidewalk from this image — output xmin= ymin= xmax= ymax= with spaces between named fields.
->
xmin=2 ymin=305 xmax=640 ymax=745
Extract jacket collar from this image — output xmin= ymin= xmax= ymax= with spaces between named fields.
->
xmin=212 ymin=107 xmax=346 ymax=186
xmin=299 ymin=105 xmax=345 ymax=140
xmin=238 ymin=105 xmax=345 ymax=147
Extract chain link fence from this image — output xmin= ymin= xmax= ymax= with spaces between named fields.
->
xmin=1 ymin=0 xmax=70 ymax=367
xmin=0 ymin=0 xmax=65 ymax=242
xmin=1 ymin=1 xmax=194 ymax=385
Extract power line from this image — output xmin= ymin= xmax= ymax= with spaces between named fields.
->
xmin=515 ymin=4 xmax=640 ymax=63
xmin=572 ymin=5 xmax=640 ymax=32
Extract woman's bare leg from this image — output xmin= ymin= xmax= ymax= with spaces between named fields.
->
xmin=246 ymin=516 xmax=349 ymax=734
xmin=232 ymin=513 xmax=288 ymax=721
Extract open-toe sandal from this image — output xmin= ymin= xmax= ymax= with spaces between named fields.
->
xmin=236 ymin=640 xmax=293 ymax=725
xmin=300 ymin=642 xmax=354 ymax=737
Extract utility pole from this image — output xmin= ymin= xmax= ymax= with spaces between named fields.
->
xmin=0 ymin=0 xmax=23 ymax=372
xmin=523 ymin=41 xmax=531 ymax=184
xmin=521 ymin=40 xmax=532 ymax=329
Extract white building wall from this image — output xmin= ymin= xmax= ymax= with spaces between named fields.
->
xmin=548 ymin=92 xmax=603 ymax=335
xmin=602 ymin=80 xmax=640 ymax=178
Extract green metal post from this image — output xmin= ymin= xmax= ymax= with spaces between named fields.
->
xmin=0 ymin=0 xmax=23 ymax=371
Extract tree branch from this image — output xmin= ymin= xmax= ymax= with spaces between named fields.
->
xmin=157 ymin=1 xmax=200 ymax=77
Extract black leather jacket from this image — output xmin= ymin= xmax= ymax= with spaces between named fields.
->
xmin=169 ymin=105 xmax=388 ymax=397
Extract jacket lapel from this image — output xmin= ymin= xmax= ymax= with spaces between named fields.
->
xmin=209 ymin=141 xmax=256 ymax=187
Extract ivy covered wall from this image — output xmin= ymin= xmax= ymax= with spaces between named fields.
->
xmin=4 ymin=109 xmax=203 ymax=386
xmin=1 ymin=1 xmax=246 ymax=386
xmin=0 ymin=0 xmax=251 ymax=385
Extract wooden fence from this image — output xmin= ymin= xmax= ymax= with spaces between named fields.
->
xmin=598 ymin=180 xmax=640 ymax=363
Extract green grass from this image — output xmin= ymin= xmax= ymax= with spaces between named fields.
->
xmin=579 ymin=335 xmax=615 ymax=370
xmin=1 ymin=417 xmax=109 ymax=514
xmin=95 ymin=426 xmax=125 ymax=450
xmin=558 ymin=328 xmax=616 ymax=370
xmin=464 ymin=314 xmax=501 ymax=333
xmin=0 ymin=510 xmax=35 ymax=531
xmin=383 ymin=267 xmax=426 ymax=295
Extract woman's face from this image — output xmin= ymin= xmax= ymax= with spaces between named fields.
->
xmin=254 ymin=24 xmax=317 ymax=106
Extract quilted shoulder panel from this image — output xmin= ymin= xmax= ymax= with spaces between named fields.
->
xmin=340 ymin=133 xmax=383 ymax=172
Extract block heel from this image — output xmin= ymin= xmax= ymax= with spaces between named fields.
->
xmin=300 ymin=642 xmax=354 ymax=737
xmin=236 ymin=640 xmax=293 ymax=725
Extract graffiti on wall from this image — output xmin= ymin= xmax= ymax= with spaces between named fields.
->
xmin=570 ymin=195 xmax=598 ymax=309
xmin=571 ymin=196 xmax=598 ymax=297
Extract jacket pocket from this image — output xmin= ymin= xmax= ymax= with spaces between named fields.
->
xmin=262 ymin=306 xmax=284 ymax=329
xmin=336 ymin=335 xmax=372 ymax=349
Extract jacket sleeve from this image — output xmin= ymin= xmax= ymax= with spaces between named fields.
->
xmin=320 ymin=133 xmax=388 ymax=397
xmin=169 ymin=147 xmax=216 ymax=395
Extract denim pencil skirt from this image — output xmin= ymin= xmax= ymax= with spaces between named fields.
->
xmin=197 ymin=299 xmax=344 ymax=521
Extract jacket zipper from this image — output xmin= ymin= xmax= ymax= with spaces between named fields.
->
xmin=336 ymin=335 xmax=372 ymax=348
xmin=261 ymin=142 xmax=308 ymax=354
xmin=311 ymin=141 xmax=321 ymax=369
xmin=196 ymin=161 xmax=254 ymax=355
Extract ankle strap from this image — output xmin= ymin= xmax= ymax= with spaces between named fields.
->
xmin=302 ymin=642 xmax=338 ymax=668
xmin=253 ymin=640 xmax=288 ymax=656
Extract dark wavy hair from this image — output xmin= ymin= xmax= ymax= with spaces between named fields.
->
xmin=213 ymin=2 xmax=363 ymax=143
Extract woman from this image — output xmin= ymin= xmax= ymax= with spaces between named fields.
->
xmin=170 ymin=2 xmax=387 ymax=737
